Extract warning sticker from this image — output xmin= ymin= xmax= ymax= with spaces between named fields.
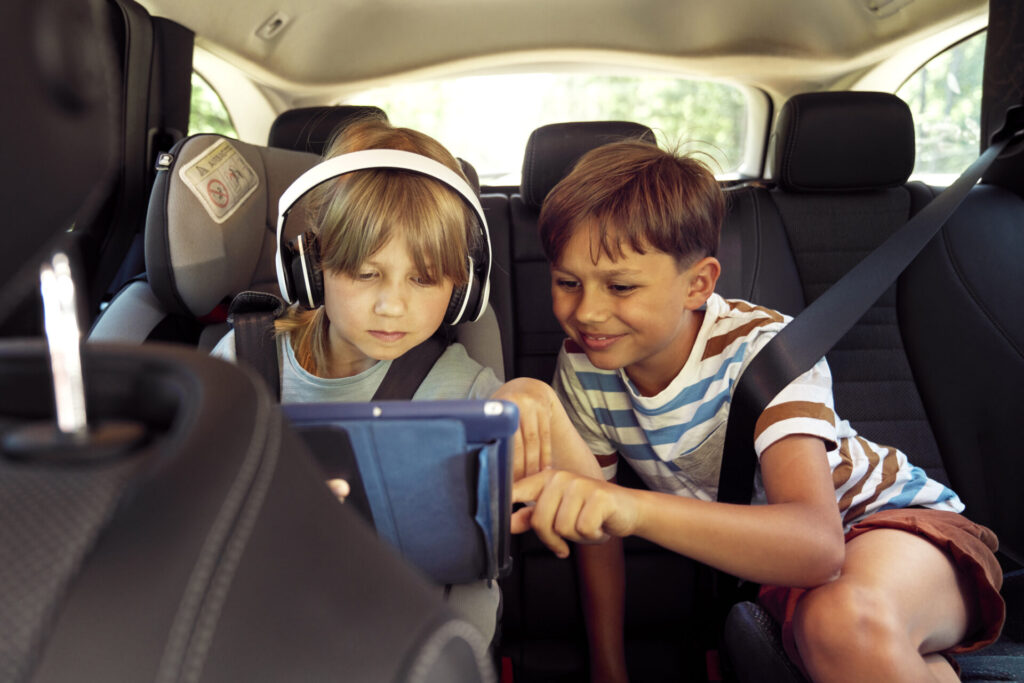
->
xmin=178 ymin=139 xmax=259 ymax=224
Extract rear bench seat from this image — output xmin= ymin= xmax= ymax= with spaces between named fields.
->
xmin=494 ymin=92 xmax=1023 ymax=681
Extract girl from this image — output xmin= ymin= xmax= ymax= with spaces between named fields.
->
xmin=212 ymin=117 xmax=503 ymax=640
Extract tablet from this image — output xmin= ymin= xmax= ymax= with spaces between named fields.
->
xmin=283 ymin=400 xmax=517 ymax=584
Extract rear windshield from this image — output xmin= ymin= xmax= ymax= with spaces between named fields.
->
xmin=343 ymin=72 xmax=754 ymax=185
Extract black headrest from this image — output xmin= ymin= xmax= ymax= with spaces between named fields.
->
xmin=772 ymin=92 xmax=915 ymax=192
xmin=268 ymin=105 xmax=481 ymax=195
xmin=268 ymin=105 xmax=389 ymax=155
xmin=520 ymin=121 xmax=657 ymax=209
xmin=1 ymin=0 xmax=116 ymax=307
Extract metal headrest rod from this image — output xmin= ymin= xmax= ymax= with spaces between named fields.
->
xmin=3 ymin=252 xmax=146 ymax=461
xmin=40 ymin=253 xmax=88 ymax=442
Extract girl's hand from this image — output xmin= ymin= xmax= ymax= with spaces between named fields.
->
xmin=511 ymin=469 xmax=640 ymax=558
xmin=327 ymin=478 xmax=350 ymax=502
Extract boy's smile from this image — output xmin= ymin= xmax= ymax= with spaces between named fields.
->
xmin=550 ymin=224 xmax=718 ymax=396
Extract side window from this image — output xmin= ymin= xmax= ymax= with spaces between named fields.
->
xmin=896 ymin=31 xmax=985 ymax=183
xmin=189 ymin=72 xmax=238 ymax=137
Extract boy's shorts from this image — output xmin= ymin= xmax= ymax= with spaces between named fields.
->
xmin=758 ymin=508 xmax=1005 ymax=677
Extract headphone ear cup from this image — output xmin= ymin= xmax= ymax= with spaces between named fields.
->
xmin=444 ymin=281 xmax=468 ymax=326
xmin=286 ymin=231 xmax=324 ymax=309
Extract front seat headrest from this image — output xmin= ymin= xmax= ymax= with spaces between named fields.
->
xmin=0 ymin=0 xmax=117 ymax=314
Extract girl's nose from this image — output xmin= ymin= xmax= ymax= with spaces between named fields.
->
xmin=373 ymin=284 xmax=407 ymax=316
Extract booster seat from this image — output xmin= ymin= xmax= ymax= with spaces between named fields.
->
xmin=89 ymin=129 xmax=506 ymax=380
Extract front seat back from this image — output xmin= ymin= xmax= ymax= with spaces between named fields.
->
xmin=3 ymin=1 xmax=494 ymax=679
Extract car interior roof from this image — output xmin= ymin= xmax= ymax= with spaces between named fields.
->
xmin=138 ymin=0 xmax=988 ymax=100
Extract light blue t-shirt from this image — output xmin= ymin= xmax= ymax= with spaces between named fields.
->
xmin=211 ymin=329 xmax=501 ymax=402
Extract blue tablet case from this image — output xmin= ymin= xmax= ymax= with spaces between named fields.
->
xmin=283 ymin=400 xmax=517 ymax=584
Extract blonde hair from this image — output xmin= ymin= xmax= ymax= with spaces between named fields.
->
xmin=275 ymin=117 xmax=480 ymax=375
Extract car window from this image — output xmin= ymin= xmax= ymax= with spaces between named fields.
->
xmin=189 ymin=71 xmax=238 ymax=137
xmin=896 ymin=31 xmax=985 ymax=184
xmin=343 ymin=72 xmax=756 ymax=185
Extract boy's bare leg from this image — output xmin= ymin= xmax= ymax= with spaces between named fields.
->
xmin=792 ymin=528 xmax=973 ymax=683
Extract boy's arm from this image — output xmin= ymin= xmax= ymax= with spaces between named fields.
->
xmin=513 ymin=434 xmax=845 ymax=588
xmin=576 ymin=493 xmax=628 ymax=683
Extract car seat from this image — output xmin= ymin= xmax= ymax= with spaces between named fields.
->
xmin=88 ymin=131 xmax=506 ymax=380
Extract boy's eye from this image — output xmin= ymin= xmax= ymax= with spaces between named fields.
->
xmin=555 ymin=278 xmax=580 ymax=291
xmin=609 ymin=283 xmax=638 ymax=294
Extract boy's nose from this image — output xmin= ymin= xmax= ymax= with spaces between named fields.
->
xmin=574 ymin=289 xmax=610 ymax=324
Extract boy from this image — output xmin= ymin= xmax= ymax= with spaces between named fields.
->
xmin=511 ymin=140 xmax=1004 ymax=682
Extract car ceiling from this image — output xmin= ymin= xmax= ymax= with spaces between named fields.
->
xmin=139 ymin=0 xmax=986 ymax=93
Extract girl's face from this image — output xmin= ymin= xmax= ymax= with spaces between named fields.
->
xmin=321 ymin=235 xmax=454 ymax=378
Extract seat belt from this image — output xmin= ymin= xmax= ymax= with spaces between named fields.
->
xmin=230 ymin=291 xmax=286 ymax=399
xmin=716 ymin=103 xmax=1024 ymax=507
xmin=228 ymin=290 xmax=448 ymax=401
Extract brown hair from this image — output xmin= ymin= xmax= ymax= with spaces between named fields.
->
xmin=538 ymin=140 xmax=723 ymax=268
xmin=275 ymin=117 xmax=479 ymax=375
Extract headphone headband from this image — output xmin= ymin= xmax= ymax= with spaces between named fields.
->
xmin=275 ymin=149 xmax=492 ymax=323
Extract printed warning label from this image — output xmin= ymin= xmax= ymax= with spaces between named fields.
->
xmin=178 ymin=139 xmax=259 ymax=224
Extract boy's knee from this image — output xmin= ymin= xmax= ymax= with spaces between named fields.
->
xmin=793 ymin=580 xmax=903 ymax=666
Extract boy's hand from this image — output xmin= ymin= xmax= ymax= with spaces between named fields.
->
xmin=511 ymin=469 xmax=639 ymax=559
xmin=491 ymin=377 xmax=557 ymax=479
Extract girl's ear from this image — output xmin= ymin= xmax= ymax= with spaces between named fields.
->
xmin=684 ymin=256 xmax=721 ymax=309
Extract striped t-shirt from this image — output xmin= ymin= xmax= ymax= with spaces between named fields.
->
xmin=553 ymin=293 xmax=963 ymax=529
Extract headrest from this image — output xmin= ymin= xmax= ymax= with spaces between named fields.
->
xmin=520 ymin=121 xmax=657 ymax=209
xmin=145 ymin=135 xmax=320 ymax=317
xmin=1 ymin=0 xmax=116 ymax=311
xmin=772 ymin=92 xmax=915 ymax=192
xmin=268 ymin=104 xmax=480 ymax=193
xmin=268 ymin=105 xmax=388 ymax=155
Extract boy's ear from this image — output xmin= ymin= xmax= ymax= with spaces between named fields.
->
xmin=684 ymin=257 xmax=721 ymax=309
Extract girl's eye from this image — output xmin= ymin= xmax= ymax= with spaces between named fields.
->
xmin=412 ymin=272 xmax=438 ymax=286
xmin=356 ymin=271 xmax=377 ymax=281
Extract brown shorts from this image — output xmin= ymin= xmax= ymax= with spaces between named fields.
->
xmin=758 ymin=508 xmax=1005 ymax=677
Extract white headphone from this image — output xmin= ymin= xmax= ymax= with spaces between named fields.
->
xmin=275 ymin=149 xmax=492 ymax=325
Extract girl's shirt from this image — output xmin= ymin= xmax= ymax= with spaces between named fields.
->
xmin=211 ymin=330 xmax=502 ymax=402
xmin=554 ymin=292 xmax=963 ymax=530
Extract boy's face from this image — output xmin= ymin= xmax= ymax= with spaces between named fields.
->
xmin=321 ymin=235 xmax=453 ymax=378
xmin=550 ymin=223 xmax=716 ymax=396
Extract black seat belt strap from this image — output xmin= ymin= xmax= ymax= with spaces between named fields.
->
xmin=229 ymin=291 xmax=286 ymax=400
xmin=716 ymin=103 xmax=1024 ymax=506
xmin=372 ymin=334 xmax=447 ymax=400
